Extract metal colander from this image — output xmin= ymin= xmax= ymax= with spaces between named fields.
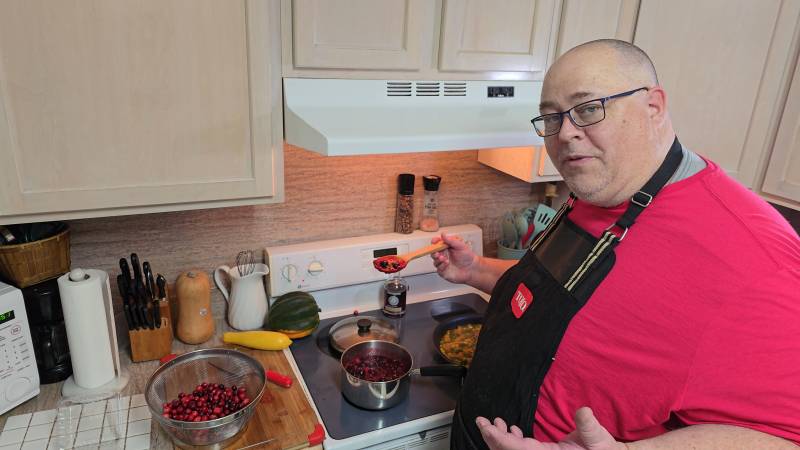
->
xmin=145 ymin=348 xmax=266 ymax=449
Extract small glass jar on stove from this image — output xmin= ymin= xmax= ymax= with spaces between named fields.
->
xmin=382 ymin=276 xmax=408 ymax=317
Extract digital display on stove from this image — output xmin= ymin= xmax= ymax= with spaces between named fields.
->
xmin=373 ymin=247 xmax=397 ymax=258
xmin=0 ymin=310 xmax=15 ymax=325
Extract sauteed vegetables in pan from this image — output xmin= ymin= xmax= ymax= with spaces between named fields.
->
xmin=438 ymin=323 xmax=482 ymax=367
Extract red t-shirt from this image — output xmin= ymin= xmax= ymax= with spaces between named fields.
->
xmin=533 ymin=160 xmax=800 ymax=444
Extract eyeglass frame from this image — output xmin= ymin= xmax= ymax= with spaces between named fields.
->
xmin=531 ymin=86 xmax=650 ymax=137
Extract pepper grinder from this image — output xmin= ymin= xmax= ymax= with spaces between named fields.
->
xmin=395 ymin=174 xmax=415 ymax=234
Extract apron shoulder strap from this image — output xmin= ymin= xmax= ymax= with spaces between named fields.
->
xmin=614 ymin=137 xmax=684 ymax=232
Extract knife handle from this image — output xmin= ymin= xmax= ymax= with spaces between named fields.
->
xmin=131 ymin=253 xmax=142 ymax=282
xmin=143 ymin=261 xmax=155 ymax=300
xmin=152 ymin=299 xmax=161 ymax=328
xmin=117 ymin=274 xmax=137 ymax=330
xmin=156 ymin=274 xmax=167 ymax=300
xmin=143 ymin=301 xmax=154 ymax=330
xmin=119 ymin=258 xmax=132 ymax=283
xmin=266 ymin=370 xmax=293 ymax=388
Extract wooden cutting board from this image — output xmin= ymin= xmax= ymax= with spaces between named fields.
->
xmin=214 ymin=346 xmax=323 ymax=450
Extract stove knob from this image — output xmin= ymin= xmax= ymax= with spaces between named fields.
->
xmin=307 ymin=260 xmax=324 ymax=276
xmin=281 ymin=264 xmax=298 ymax=282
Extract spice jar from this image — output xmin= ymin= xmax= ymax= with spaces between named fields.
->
xmin=382 ymin=276 xmax=408 ymax=317
xmin=420 ymin=175 xmax=441 ymax=232
xmin=394 ymin=174 xmax=415 ymax=234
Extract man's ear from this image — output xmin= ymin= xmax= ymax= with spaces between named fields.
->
xmin=647 ymin=86 xmax=668 ymax=125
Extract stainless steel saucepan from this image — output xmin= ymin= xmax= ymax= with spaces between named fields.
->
xmin=339 ymin=340 xmax=465 ymax=410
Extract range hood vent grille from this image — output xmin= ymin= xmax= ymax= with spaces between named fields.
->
xmin=386 ymin=81 xmax=412 ymax=96
xmin=444 ymin=81 xmax=467 ymax=96
xmin=385 ymin=81 xmax=467 ymax=97
xmin=415 ymin=81 xmax=440 ymax=96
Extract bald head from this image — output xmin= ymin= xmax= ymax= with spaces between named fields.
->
xmin=548 ymin=39 xmax=658 ymax=90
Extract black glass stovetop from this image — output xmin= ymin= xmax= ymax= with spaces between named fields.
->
xmin=289 ymin=293 xmax=488 ymax=440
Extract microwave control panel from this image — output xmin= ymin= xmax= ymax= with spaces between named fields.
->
xmin=0 ymin=282 xmax=40 ymax=415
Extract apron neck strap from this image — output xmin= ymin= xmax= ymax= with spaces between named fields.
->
xmin=608 ymin=137 xmax=683 ymax=237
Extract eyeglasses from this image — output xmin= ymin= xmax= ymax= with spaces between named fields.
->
xmin=531 ymin=87 xmax=649 ymax=137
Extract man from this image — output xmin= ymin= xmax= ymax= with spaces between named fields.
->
xmin=432 ymin=39 xmax=800 ymax=449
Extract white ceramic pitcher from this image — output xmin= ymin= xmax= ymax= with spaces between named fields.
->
xmin=213 ymin=263 xmax=269 ymax=330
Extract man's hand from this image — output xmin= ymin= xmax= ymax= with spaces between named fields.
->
xmin=431 ymin=233 xmax=518 ymax=293
xmin=431 ymin=233 xmax=479 ymax=285
xmin=476 ymin=407 xmax=628 ymax=450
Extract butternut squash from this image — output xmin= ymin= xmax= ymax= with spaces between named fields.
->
xmin=175 ymin=270 xmax=214 ymax=344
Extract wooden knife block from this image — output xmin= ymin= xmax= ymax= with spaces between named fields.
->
xmin=129 ymin=288 xmax=174 ymax=362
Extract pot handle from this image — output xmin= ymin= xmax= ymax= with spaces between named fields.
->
xmin=418 ymin=364 xmax=467 ymax=378
xmin=213 ymin=265 xmax=232 ymax=302
xmin=367 ymin=380 xmax=402 ymax=400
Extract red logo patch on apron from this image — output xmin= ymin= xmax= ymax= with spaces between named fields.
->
xmin=510 ymin=283 xmax=533 ymax=318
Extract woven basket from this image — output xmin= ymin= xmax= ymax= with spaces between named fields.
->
xmin=0 ymin=227 xmax=70 ymax=288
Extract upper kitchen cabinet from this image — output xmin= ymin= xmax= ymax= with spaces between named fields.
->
xmin=554 ymin=0 xmax=639 ymax=56
xmin=437 ymin=0 xmax=558 ymax=74
xmin=283 ymin=0 xmax=566 ymax=80
xmin=762 ymin=56 xmax=800 ymax=205
xmin=633 ymin=0 xmax=800 ymax=196
xmin=0 ymin=0 xmax=284 ymax=224
xmin=289 ymin=0 xmax=434 ymax=71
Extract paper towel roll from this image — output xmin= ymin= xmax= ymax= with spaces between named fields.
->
xmin=58 ymin=269 xmax=116 ymax=389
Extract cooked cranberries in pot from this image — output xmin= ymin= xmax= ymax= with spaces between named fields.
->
xmin=344 ymin=353 xmax=410 ymax=382
xmin=163 ymin=382 xmax=251 ymax=422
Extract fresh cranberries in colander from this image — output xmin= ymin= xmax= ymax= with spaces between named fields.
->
xmin=344 ymin=354 xmax=410 ymax=382
xmin=162 ymin=382 xmax=251 ymax=422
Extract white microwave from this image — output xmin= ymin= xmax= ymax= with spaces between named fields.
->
xmin=0 ymin=281 xmax=40 ymax=414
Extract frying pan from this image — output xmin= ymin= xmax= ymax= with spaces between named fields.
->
xmin=432 ymin=313 xmax=484 ymax=366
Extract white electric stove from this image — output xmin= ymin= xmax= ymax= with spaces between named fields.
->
xmin=265 ymin=224 xmax=488 ymax=450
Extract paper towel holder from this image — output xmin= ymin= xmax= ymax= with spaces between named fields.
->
xmin=58 ymin=269 xmax=129 ymax=398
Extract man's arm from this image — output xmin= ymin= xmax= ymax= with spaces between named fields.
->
xmin=628 ymin=424 xmax=798 ymax=450
xmin=477 ymin=408 xmax=798 ymax=450
xmin=466 ymin=256 xmax=517 ymax=294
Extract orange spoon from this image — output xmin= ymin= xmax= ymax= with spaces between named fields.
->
xmin=373 ymin=242 xmax=449 ymax=273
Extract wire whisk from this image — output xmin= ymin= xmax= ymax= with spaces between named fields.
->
xmin=235 ymin=250 xmax=255 ymax=277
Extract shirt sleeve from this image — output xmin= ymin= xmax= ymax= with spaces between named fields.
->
xmin=674 ymin=267 xmax=800 ymax=444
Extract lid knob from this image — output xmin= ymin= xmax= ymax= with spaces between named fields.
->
xmin=356 ymin=318 xmax=372 ymax=335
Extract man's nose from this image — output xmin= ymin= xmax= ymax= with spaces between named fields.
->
xmin=557 ymin=113 xmax=582 ymax=140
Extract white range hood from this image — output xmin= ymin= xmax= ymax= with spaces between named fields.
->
xmin=283 ymin=78 xmax=545 ymax=156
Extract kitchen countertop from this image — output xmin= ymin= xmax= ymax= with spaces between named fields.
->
xmin=0 ymin=315 xmax=322 ymax=450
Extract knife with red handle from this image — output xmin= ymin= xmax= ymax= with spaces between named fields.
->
xmin=266 ymin=369 xmax=293 ymax=388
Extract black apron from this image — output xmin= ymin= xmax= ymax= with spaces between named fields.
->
xmin=451 ymin=138 xmax=684 ymax=449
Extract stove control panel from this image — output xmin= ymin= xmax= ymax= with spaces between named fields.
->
xmin=265 ymin=224 xmax=483 ymax=297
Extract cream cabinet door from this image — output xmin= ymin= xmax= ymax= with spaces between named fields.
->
xmin=634 ymin=0 xmax=800 ymax=188
xmin=555 ymin=0 xmax=639 ymax=56
xmin=290 ymin=0 xmax=433 ymax=70
xmin=438 ymin=0 xmax=559 ymax=74
xmin=0 ymin=0 xmax=283 ymax=223
xmin=763 ymin=59 xmax=800 ymax=204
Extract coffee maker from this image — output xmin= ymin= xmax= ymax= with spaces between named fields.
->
xmin=21 ymin=278 xmax=72 ymax=384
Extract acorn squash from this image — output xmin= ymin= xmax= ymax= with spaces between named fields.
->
xmin=267 ymin=291 xmax=321 ymax=339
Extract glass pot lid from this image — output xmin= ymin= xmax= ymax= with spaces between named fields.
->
xmin=329 ymin=316 xmax=399 ymax=353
